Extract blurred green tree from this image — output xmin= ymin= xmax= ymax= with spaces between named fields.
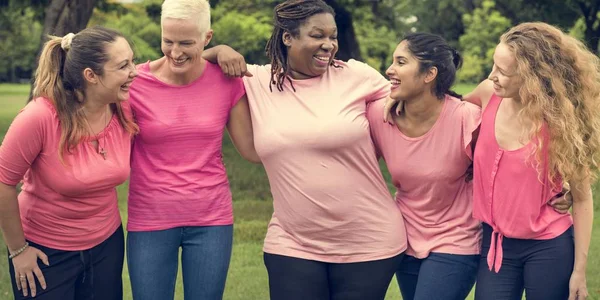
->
xmin=458 ymin=0 xmax=511 ymax=83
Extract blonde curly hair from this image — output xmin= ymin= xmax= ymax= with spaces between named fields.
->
xmin=500 ymin=22 xmax=600 ymax=183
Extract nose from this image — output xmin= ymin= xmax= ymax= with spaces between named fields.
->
xmin=131 ymin=65 xmax=138 ymax=78
xmin=385 ymin=64 xmax=394 ymax=76
xmin=171 ymin=44 xmax=182 ymax=57
xmin=321 ymin=40 xmax=334 ymax=51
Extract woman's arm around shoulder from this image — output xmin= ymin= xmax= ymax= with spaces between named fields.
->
xmin=463 ymin=79 xmax=495 ymax=111
xmin=203 ymin=45 xmax=254 ymax=78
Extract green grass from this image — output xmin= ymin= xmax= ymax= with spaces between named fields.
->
xmin=0 ymin=83 xmax=598 ymax=299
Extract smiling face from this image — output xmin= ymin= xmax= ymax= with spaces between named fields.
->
xmin=385 ymin=41 xmax=429 ymax=100
xmin=161 ymin=17 xmax=213 ymax=76
xmin=86 ymin=37 xmax=137 ymax=104
xmin=488 ymin=42 xmax=522 ymax=99
xmin=284 ymin=13 xmax=338 ymax=80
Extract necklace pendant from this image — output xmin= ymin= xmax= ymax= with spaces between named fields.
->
xmin=99 ymin=147 xmax=107 ymax=160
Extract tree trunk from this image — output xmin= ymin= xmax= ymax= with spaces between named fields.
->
xmin=28 ymin=0 xmax=97 ymax=101
xmin=577 ymin=0 xmax=600 ymax=54
xmin=324 ymin=0 xmax=363 ymax=61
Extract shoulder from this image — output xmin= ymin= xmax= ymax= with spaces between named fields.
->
xmin=342 ymin=59 xmax=380 ymax=76
xmin=8 ymin=97 xmax=57 ymax=134
xmin=21 ymin=97 xmax=57 ymax=121
xmin=463 ymin=80 xmax=494 ymax=109
xmin=366 ymin=98 xmax=386 ymax=120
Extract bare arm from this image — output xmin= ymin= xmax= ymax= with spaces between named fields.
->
xmin=0 ymin=182 xmax=49 ymax=297
xmin=227 ymin=95 xmax=261 ymax=164
xmin=203 ymin=45 xmax=253 ymax=78
xmin=463 ymin=80 xmax=494 ymax=111
xmin=0 ymin=183 xmax=27 ymax=252
xmin=567 ymin=178 xmax=593 ymax=299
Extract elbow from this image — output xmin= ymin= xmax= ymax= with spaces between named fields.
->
xmin=243 ymin=153 xmax=262 ymax=164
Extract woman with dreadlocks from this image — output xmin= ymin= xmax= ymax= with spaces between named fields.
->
xmin=203 ymin=0 xmax=406 ymax=299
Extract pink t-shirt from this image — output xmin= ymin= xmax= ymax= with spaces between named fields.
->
xmin=127 ymin=61 xmax=245 ymax=231
xmin=243 ymin=60 xmax=407 ymax=263
xmin=0 ymin=98 xmax=131 ymax=250
xmin=473 ymin=94 xmax=573 ymax=272
xmin=367 ymin=96 xmax=482 ymax=258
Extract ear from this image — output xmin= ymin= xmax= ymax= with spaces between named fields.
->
xmin=203 ymin=29 xmax=214 ymax=47
xmin=282 ymin=31 xmax=293 ymax=47
xmin=83 ymin=68 xmax=99 ymax=85
xmin=424 ymin=66 xmax=438 ymax=84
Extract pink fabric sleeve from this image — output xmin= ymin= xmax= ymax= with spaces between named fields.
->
xmin=366 ymin=101 xmax=384 ymax=158
xmin=348 ymin=60 xmax=390 ymax=103
xmin=0 ymin=100 xmax=51 ymax=185
xmin=460 ymin=101 xmax=482 ymax=160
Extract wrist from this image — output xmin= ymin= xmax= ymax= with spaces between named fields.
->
xmin=9 ymin=242 xmax=29 ymax=259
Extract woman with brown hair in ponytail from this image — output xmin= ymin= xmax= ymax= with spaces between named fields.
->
xmin=0 ymin=26 xmax=138 ymax=299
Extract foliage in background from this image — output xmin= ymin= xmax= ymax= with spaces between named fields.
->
xmin=0 ymin=6 xmax=42 ymax=82
xmin=0 ymin=0 xmax=599 ymax=83
xmin=458 ymin=0 xmax=511 ymax=83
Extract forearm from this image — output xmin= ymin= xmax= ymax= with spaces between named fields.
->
xmin=202 ymin=45 xmax=231 ymax=64
xmin=0 ymin=184 xmax=27 ymax=252
xmin=571 ymin=183 xmax=594 ymax=273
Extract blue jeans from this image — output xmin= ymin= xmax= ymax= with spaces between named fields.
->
xmin=475 ymin=223 xmax=574 ymax=300
xmin=396 ymin=252 xmax=479 ymax=300
xmin=127 ymin=225 xmax=233 ymax=300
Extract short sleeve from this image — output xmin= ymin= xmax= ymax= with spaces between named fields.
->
xmin=347 ymin=59 xmax=390 ymax=103
xmin=229 ymin=77 xmax=246 ymax=108
xmin=0 ymin=98 xmax=53 ymax=185
xmin=366 ymin=100 xmax=385 ymax=158
xmin=460 ymin=101 xmax=482 ymax=160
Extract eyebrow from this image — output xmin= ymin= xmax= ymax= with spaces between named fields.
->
xmin=394 ymin=56 xmax=407 ymax=61
xmin=310 ymin=27 xmax=337 ymax=33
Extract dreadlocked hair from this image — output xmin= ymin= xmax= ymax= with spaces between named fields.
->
xmin=265 ymin=0 xmax=335 ymax=92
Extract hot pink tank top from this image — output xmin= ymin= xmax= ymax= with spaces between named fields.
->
xmin=472 ymin=94 xmax=572 ymax=272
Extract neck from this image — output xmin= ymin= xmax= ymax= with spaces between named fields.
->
xmin=162 ymin=57 xmax=207 ymax=85
xmin=82 ymin=98 xmax=110 ymax=122
xmin=401 ymin=92 xmax=444 ymax=122
xmin=506 ymin=97 xmax=525 ymax=112
xmin=288 ymin=68 xmax=319 ymax=80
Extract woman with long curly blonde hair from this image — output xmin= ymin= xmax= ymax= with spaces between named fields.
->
xmin=466 ymin=22 xmax=599 ymax=299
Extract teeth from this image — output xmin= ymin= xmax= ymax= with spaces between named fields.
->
xmin=314 ymin=56 xmax=329 ymax=62
xmin=390 ymin=79 xmax=400 ymax=85
xmin=173 ymin=58 xmax=187 ymax=64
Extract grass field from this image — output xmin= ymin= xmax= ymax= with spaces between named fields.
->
xmin=0 ymin=83 xmax=597 ymax=299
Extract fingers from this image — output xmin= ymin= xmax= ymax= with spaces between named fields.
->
xmin=38 ymin=250 xmax=49 ymax=266
xmin=222 ymin=64 xmax=231 ymax=77
xmin=19 ymin=274 xmax=28 ymax=296
xmin=15 ymin=272 xmax=21 ymax=291
xmin=244 ymin=70 xmax=254 ymax=77
xmin=382 ymin=99 xmax=394 ymax=123
xmin=396 ymin=101 xmax=403 ymax=116
xmin=26 ymin=272 xmax=36 ymax=297
xmin=232 ymin=63 xmax=242 ymax=78
xmin=33 ymin=266 xmax=47 ymax=290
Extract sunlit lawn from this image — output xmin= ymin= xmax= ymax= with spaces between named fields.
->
xmin=0 ymin=83 xmax=597 ymax=299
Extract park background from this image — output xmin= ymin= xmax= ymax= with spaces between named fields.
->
xmin=0 ymin=0 xmax=599 ymax=299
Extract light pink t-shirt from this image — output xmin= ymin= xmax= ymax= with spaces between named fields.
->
xmin=0 ymin=98 xmax=131 ymax=250
xmin=368 ymin=96 xmax=482 ymax=258
xmin=243 ymin=60 xmax=407 ymax=263
xmin=473 ymin=94 xmax=573 ymax=272
xmin=127 ymin=61 xmax=245 ymax=231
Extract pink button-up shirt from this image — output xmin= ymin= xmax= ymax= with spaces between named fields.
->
xmin=472 ymin=94 xmax=572 ymax=272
